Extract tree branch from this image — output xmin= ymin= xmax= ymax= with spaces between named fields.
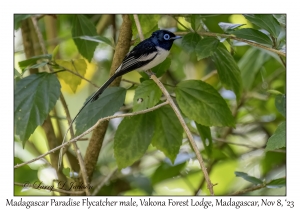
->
xmin=14 ymin=101 xmax=168 ymax=169
xmin=133 ymin=15 xmax=215 ymax=195
xmin=31 ymin=16 xmax=90 ymax=195
xmin=175 ymin=31 xmax=286 ymax=57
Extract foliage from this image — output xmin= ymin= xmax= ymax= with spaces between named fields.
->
xmin=14 ymin=14 xmax=286 ymax=196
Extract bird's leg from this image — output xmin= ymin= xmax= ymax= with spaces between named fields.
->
xmin=145 ymin=70 xmax=156 ymax=77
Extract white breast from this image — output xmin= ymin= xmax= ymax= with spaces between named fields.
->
xmin=139 ymin=46 xmax=170 ymax=71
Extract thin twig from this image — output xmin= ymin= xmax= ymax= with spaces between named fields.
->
xmin=14 ymin=102 xmax=169 ymax=169
xmin=230 ymin=184 xmax=266 ymax=195
xmin=133 ymin=15 xmax=144 ymax=40
xmin=54 ymin=63 xmax=99 ymax=88
xmin=175 ymin=31 xmax=286 ymax=57
xmin=14 ymin=182 xmax=85 ymax=195
xmin=59 ymin=95 xmax=91 ymax=195
xmin=31 ymin=16 xmax=90 ymax=195
xmin=92 ymin=168 xmax=118 ymax=195
xmin=133 ymin=14 xmax=214 ymax=195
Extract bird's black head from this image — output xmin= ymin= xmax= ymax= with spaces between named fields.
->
xmin=150 ymin=30 xmax=182 ymax=50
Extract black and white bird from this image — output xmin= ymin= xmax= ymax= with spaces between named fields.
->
xmin=75 ymin=30 xmax=181 ymax=122
xmin=59 ymin=30 xmax=181 ymax=168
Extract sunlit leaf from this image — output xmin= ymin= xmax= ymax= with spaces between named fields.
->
xmin=151 ymin=106 xmax=183 ymax=163
xmin=265 ymin=122 xmax=286 ymax=151
xmin=52 ymin=45 xmax=60 ymax=61
xmin=14 ymin=73 xmax=61 ymax=144
xmin=75 ymin=87 xmax=126 ymax=135
xmin=133 ymin=80 xmax=162 ymax=112
xmin=72 ymin=15 xmax=98 ymax=62
xmin=175 ymin=80 xmax=235 ymax=127
xmin=243 ymin=14 xmax=281 ymax=38
xmin=212 ymin=45 xmax=242 ymax=100
xmin=235 ymin=171 xmax=263 ymax=184
xmin=114 ymin=112 xmax=155 ymax=169
xmin=275 ymin=94 xmax=286 ymax=117
xmin=195 ymin=37 xmax=219 ymax=60
xmin=56 ymin=59 xmax=87 ymax=93
xmin=232 ymin=28 xmax=273 ymax=46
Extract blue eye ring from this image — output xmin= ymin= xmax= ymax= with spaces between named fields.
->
xmin=163 ymin=34 xmax=170 ymax=40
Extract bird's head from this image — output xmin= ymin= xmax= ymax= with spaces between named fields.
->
xmin=151 ymin=30 xmax=182 ymax=50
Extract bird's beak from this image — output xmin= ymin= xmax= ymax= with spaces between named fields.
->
xmin=171 ymin=36 xmax=182 ymax=40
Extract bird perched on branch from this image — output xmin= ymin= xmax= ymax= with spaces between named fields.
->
xmin=59 ymin=30 xmax=181 ymax=168
xmin=75 ymin=30 xmax=181 ymax=124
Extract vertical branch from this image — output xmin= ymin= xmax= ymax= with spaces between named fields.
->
xmin=83 ymin=14 xmax=132 ymax=182
xmin=133 ymin=15 xmax=215 ymax=195
xmin=31 ymin=16 xmax=90 ymax=195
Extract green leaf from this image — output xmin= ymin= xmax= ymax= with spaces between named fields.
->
xmin=243 ymin=14 xmax=281 ymax=38
xmin=218 ymin=22 xmax=245 ymax=33
xmin=266 ymin=177 xmax=286 ymax=188
xmin=195 ymin=123 xmax=212 ymax=156
xmin=14 ymin=14 xmax=32 ymax=30
xmin=14 ymin=68 xmax=22 ymax=81
xmin=130 ymin=15 xmax=160 ymax=39
xmin=190 ymin=14 xmax=202 ymax=31
xmin=151 ymin=58 xmax=171 ymax=78
xmin=195 ymin=37 xmax=219 ymax=60
xmin=273 ymin=15 xmax=286 ymax=27
xmin=78 ymin=35 xmax=114 ymax=48
xmin=14 ymin=73 xmax=61 ymax=144
xmin=232 ymin=28 xmax=273 ymax=46
xmin=133 ymin=80 xmax=162 ymax=112
xmin=18 ymin=54 xmax=52 ymax=71
xmin=62 ymin=168 xmax=71 ymax=177
xmin=56 ymin=59 xmax=87 ymax=93
xmin=181 ymin=33 xmax=201 ymax=53
xmin=151 ymin=106 xmax=183 ymax=163
xmin=14 ymin=157 xmax=38 ymax=193
xmin=265 ymin=122 xmax=286 ymax=151
xmin=212 ymin=45 xmax=242 ymax=100
xmin=52 ymin=45 xmax=60 ymax=61
xmin=26 ymin=62 xmax=48 ymax=71
xmin=267 ymin=89 xmax=283 ymax=95
xmin=151 ymin=161 xmax=186 ymax=185
xmin=75 ymin=87 xmax=126 ymax=135
xmin=275 ymin=94 xmax=286 ymax=117
xmin=175 ymin=80 xmax=235 ymax=127
xmin=114 ymin=112 xmax=155 ymax=169
xmin=71 ymin=15 xmax=98 ymax=62
xmin=238 ymin=48 xmax=270 ymax=90
xmin=235 ymin=171 xmax=263 ymax=184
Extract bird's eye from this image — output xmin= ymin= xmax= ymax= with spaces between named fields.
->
xmin=163 ymin=34 xmax=170 ymax=40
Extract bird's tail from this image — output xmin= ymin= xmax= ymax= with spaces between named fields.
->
xmin=58 ymin=73 xmax=118 ymax=169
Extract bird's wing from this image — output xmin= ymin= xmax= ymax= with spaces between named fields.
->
xmin=114 ymin=40 xmax=158 ymax=76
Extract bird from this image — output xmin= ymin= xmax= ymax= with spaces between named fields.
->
xmin=58 ymin=29 xmax=181 ymax=168
xmin=74 ymin=29 xmax=181 ymax=124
